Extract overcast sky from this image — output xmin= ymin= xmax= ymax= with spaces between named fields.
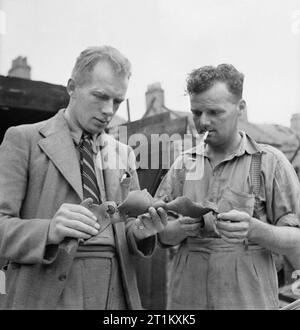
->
xmin=0 ymin=0 xmax=300 ymax=126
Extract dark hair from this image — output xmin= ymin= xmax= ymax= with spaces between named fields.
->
xmin=186 ymin=64 xmax=244 ymax=99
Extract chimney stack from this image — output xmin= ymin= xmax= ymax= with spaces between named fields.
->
xmin=8 ymin=56 xmax=31 ymax=79
xmin=145 ymin=82 xmax=165 ymax=115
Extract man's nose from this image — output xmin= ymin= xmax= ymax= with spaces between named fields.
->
xmin=199 ymin=112 xmax=210 ymax=126
xmin=102 ymin=100 xmax=114 ymax=116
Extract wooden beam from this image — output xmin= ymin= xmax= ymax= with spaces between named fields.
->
xmin=0 ymin=75 xmax=69 ymax=113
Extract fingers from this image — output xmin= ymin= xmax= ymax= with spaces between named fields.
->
xmin=179 ymin=217 xmax=202 ymax=225
xmin=58 ymin=209 xmax=99 ymax=235
xmin=64 ymin=203 xmax=98 ymax=221
xmin=152 ymin=200 xmax=167 ymax=210
xmin=156 ymin=207 xmax=168 ymax=226
xmin=132 ymin=217 xmax=148 ymax=240
xmin=48 ymin=203 xmax=100 ymax=244
xmin=217 ymin=210 xmax=250 ymax=222
xmin=81 ymin=197 xmax=94 ymax=209
xmin=135 ymin=217 xmax=146 ymax=230
xmin=59 ymin=226 xmax=93 ymax=241
xmin=177 ymin=216 xmax=203 ymax=237
xmin=216 ymin=220 xmax=249 ymax=232
xmin=63 ymin=219 xmax=99 ymax=236
xmin=56 ymin=203 xmax=99 ymax=229
xmin=64 ymin=209 xmax=99 ymax=228
xmin=133 ymin=207 xmax=168 ymax=240
xmin=216 ymin=211 xmax=250 ymax=243
xmin=148 ymin=207 xmax=167 ymax=229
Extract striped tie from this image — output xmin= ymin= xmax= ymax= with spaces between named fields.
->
xmin=79 ymin=133 xmax=101 ymax=204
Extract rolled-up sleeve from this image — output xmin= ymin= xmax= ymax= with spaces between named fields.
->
xmin=155 ymin=156 xmax=186 ymax=201
xmin=264 ymin=146 xmax=300 ymax=227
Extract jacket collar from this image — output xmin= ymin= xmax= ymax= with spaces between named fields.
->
xmin=38 ymin=109 xmax=83 ymax=199
xmin=38 ymin=109 xmax=126 ymax=202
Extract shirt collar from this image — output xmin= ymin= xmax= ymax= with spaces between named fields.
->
xmin=63 ymin=109 xmax=104 ymax=149
xmin=236 ymin=131 xmax=263 ymax=156
xmin=63 ymin=109 xmax=83 ymax=146
xmin=185 ymin=131 xmax=263 ymax=158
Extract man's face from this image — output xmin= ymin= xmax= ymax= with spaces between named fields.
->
xmin=68 ymin=60 xmax=129 ymax=134
xmin=190 ymin=82 xmax=243 ymax=148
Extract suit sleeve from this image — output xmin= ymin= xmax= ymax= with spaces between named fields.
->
xmin=125 ymin=146 xmax=157 ymax=257
xmin=0 ymin=127 xmax=55 ymax=265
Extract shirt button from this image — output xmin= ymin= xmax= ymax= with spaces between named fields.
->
xmin=58 ymin=274 xmax=67 ymax=281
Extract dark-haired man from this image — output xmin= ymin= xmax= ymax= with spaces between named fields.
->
xmin=156 ymin=64 xmax=300 ymax=309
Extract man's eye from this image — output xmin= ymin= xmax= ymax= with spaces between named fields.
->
xmin=114 ymin=99 xmax=123 ymax=106
xmin=210 ymin=109 xmax=222 ymax=116
xmin=94 ymin=94 xmax=109 ymax=101
xmin=192 ymin=111 xmax=202 ymax=117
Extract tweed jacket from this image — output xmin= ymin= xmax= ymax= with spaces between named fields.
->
xmin=0 ymin=109 xmax=153 ymax=309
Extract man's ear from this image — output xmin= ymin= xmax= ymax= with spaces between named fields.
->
xmin=67 ymin=78 xmax=76 ymax=97
xmin=237 ymin=99 xmax=247 ymax=120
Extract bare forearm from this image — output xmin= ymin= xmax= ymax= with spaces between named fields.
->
xmin=249 ymin=217 xmax=300 ymax=268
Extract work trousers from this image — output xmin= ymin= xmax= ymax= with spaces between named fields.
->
xmin=56 ymin=252 xmax=127 ymax=310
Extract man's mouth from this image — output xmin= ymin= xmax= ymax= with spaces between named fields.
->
xmin=203 ymin=131 xmax=209 ymax=141
xmin=94 ymin=118 xmax=107 ymax=125
xmin=200 ymin=129 xmax=214 ymax=135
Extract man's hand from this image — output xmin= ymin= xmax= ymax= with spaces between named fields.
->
xmin=47 ymin=203 xmax=100 ymax=245
xmin=132 ymin=207 xmax=168 ymax=240
xmin=157 ymin=214 xmax=204 ymax=246
xmin=216 ymin=210 xmax=251 ymax=244
xmin=177 ymin=215 xmax=203 ymax=238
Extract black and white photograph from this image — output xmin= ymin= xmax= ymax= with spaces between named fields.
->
xmin=0 ymin=0 xmax=300 ymax=315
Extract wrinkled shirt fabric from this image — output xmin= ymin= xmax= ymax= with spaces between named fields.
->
xmin=156 ymin=131 xmax=300 ymax=310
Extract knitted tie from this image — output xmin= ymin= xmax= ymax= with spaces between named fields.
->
xmin=79 ymin=133 xmax=101 ymax=204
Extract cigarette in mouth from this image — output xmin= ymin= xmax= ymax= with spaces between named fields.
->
xmin=203 ymin=131 xmax=209 ymax=142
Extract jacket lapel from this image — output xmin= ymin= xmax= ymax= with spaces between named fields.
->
xmin=99 ymin=134 xmax=141 ymax=309
xmin=38 ymin=110 xmax=83 ymax=200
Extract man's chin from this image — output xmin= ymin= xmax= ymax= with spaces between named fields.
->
xmin=204 ymin=135 xmax=220 ymax=147
xmin=91 ymin=122 xmax=109 ymax=133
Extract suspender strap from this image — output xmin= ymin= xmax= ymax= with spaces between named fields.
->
xmin=250 ymin=152 xmax=262 ymax=219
